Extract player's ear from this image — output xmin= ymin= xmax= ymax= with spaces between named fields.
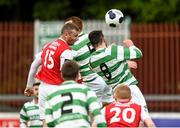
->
xmin=129 ymin=95 xmax=132 ymax=100
xmin=63 ymin=31 xmax=69 ymax=38
xmin=76 ymin=72 xmax=81 ymax=81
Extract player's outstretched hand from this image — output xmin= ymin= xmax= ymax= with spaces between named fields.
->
xmin=24 ymin=87 xmax=33 ymax=97
xmin=127 ymin=60 xmax=138 ymax=69
xmin=123 ymin=39 xmax=134 ymax=47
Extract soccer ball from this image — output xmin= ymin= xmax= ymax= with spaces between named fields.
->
xmin=105 ymin=9 xmax=124 ymax=27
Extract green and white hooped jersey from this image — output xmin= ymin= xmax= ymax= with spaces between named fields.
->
xmin=89 ymin=44 xmax=142 ymax=89
xmin=20 ymin=100 xmax=43 ymax=127
xmin=71 ymin=33 xmax=98 ymax=82
xmin=45 ymin=81 xmax=106 ymax=128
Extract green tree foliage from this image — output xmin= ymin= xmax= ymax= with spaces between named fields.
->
xmin=33 ymin=0 xmax=71 ymax=20
xmin=83 ymin=0 xmax=180 ymax=23
xmin=129 ymin=0 xmax=180 ymax=22
xmin=0 ymin=0 xmax=180 ymax=22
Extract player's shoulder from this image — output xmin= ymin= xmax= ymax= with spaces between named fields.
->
xmin=71 ymin=33 xmax=89 ymax=48
xmin=73 ymin=83 xmax=89 ymax=91
xmin=130 ymin=102 xmax=142 ymax=108
xmin=34 ymin=52 xmax=42 ymax=58
xmin=71 ymin=83 xmax=90 ymax=95
xmin=78 ymin=32 xmax=88 ymax=41
xmin=47 ymin=83 xmax=89 ymax=99
xmin=79 ymin=32 xmax=88 ymax=38
xmin=107 ymin=44 xmax=117 ymax=50
xmin=106 ymin=102 xmax=116 ymax=108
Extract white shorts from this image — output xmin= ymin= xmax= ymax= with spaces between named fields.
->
xmin=129 ymin=85 xmax=148 ymax=113
xmin=38 ymin=82 xmax=59 ymax=120
xmin=85 ymin=76 xmax=114 ymax=106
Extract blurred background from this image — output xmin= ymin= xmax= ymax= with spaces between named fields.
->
xmin=0 ymin=0 xmax=180 ymax=127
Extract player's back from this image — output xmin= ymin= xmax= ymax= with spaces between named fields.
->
xmin=89 ymin=44 xmax=138 ymax=88
xmin=36 ymin=38 xmax=71 ymax=85
xmin=46 ymin=81 xmax=98 ymax=127
xmin=71 ymin=33 xmax=98 ymax=82
xmin=104 ymin=101 xmax=141 ymax=127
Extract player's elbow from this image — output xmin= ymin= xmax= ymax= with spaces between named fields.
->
xmin=135 ymin=49 xmax=143 ymax=59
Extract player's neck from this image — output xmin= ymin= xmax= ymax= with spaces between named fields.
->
xmin=33 ymin=97 xmax=38 ymax=104
xmin=59 ymin=36 xmax=67 ymax=43
xmin=117 ymin=99 xmax=130 ymax=103
xmin=96 ymin=43 xmax=106 ymax=50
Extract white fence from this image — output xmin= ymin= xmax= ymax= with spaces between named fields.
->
xmin=34 ymin=17 xmax=131 ymax=54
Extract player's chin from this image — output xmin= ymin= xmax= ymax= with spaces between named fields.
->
xmin=69 ymin=40 xmax=76 ymax=45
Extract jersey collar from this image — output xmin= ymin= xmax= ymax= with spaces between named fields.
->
xmin=78 ymin=31 xmax=84 ymax=37
xmin=59 ymin=37 xmax=66 ymax=43
xmin=117 ymin=99 xmax=131 ymax=103
xmin=31 ymin=99 xmax=38 ymax=105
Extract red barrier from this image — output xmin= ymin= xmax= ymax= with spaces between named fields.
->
xmin=0 ymin=119 xmax=20 ymax=127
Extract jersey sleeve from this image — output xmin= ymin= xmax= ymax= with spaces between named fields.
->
xmin=140 ymin=107 xmax=150 ymax=122
xmin=100 ymin=107 xmax=107 ymax=123
xmin=101 ymin=107 xmax=106 ymax=116
xmin=20 ymin=105 xmax=28 ymax=128
xmin=87 ymin=89 xmax=107 ymax=127
xmin=108 ymin=44 xmax=142 ymax=61
xmin=60 ymin=49 xmax=74 ymax=69
xmin=26 ymin=52 xmax=42 ymax=88
xmin=72 ymin=49 xmax=78 ymax=58
xmin=45 ymin=100 xmax=55 ymax=127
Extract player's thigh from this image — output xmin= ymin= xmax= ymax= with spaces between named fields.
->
xmin=129 ymin=85 xmax=147 ymax=106
xmin=102 ymin=85 xmax=114 ymax=104
xmin=86 ymin=76 xmax=106 ymax=96
xmin=38 ymin=83 xmax=58 ymax=119
xmin=87 ymin=77 xmax=114 ymax=105
xmin=129 ymin=85 xmax=149 ymax=113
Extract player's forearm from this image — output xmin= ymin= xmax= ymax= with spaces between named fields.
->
xmin=144 ymin=118 xmax=156 ymax=128
xmin=26 ymin=58 xmax=41 ymax=87
xmin=127 ymin=60 xmax=138 ymax=69
xmin=124 ymin=46 xmax=143 ymax=60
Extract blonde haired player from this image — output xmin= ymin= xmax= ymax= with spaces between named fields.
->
xmin=24 ymin=23 xmax=79 ymax=127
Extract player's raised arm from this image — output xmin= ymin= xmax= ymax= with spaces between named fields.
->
xmin=123 ymin=39 xmax=142 ymax=59
xmin=24 ymin=52 xmax=42 ymax=97
xmin=127 ymin=60 xmax=138 ymax=69
xmin=108 ymin=40 xmax=142 ymax=62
